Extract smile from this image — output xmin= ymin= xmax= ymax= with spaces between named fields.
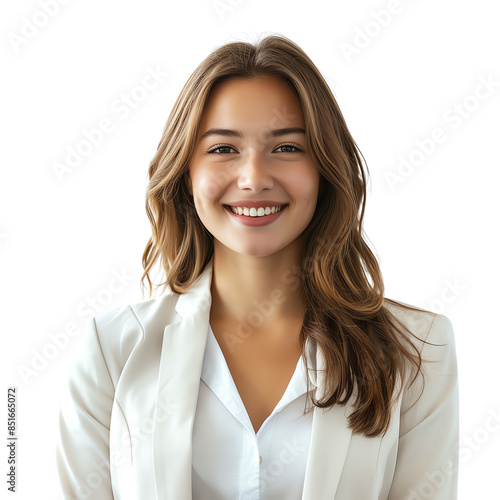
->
xmin=223 ymin=204 xmax=288 ymax=227
xmin=226 ymin=205 xmax=286 ymax=217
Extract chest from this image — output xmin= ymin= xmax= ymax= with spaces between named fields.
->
xmin=210 ymin=319 xmax=303 ymax=433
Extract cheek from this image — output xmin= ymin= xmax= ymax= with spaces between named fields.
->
xmin=191 ymin=170 xmax=226 ymax=207
xmin=287 ymin=169 xmax=320 ymax=207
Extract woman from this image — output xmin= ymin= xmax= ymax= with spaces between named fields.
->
xmin=56 ymin=34 xmax=459 ymax=499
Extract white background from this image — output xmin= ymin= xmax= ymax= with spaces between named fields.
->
xmin=1 ymin=0 xmax=499 ymax=498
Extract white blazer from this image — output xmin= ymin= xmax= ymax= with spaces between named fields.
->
xmin=56 ymin=256 xmax=459 ymax=499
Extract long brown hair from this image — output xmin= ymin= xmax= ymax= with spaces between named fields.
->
xmin=141 ymin=34 xmax=434 ymax=438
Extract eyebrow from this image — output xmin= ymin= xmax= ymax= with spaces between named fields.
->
xmin=199 ymin=127 xmax=306 ymax=140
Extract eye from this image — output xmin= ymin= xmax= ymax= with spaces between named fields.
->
xmin=274 ymin=142 xmax=304 ymax=153
xmin=206 ymin=142 xmax=304 ymax=155
xmin=207 ymin=144 xmax=237 ymax=155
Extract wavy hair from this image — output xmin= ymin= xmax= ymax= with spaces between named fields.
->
xmin=141 ymin=33 xmax=433 ymax=437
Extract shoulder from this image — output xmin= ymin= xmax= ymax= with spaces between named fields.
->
xmin=383 ymin=298 xmax=458 ymax=391
xmin=94 ymin=291 xmax=179 ymax=333
xmin=89 ymin=290 xmax=181 ymax=367
xmin=382 ymin=300 xmax=459 ymax=441
xmin=383 ymin=298 xmax=455 ymax=355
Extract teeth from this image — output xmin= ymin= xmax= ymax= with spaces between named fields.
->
xmin=229 ymin=205 xmax=285 ymax=217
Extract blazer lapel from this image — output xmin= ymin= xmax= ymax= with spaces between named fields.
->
xmin=152 ymin=258 xmax=214 ymax=500
xmin=302 ymin=340 xmax=355 ymax=500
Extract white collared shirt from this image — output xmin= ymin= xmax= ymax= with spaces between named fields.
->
xmin=192 ymin=323 xmax=314 ymax=499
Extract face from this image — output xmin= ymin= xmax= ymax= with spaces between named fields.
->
xmin=187 ymin=75 xmax=320 ymax=258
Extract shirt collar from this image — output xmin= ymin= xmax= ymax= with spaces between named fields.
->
xmin=201 ymin=323 xmax=312 ymax=427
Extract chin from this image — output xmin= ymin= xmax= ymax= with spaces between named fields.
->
xmin=222 ymin=240 xmax=291 ymax=258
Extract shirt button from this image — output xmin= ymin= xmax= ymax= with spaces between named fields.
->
xmin=259 ymin=455 xmax=262 ymax=464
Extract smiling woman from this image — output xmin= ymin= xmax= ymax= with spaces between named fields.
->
xmin=56 ymin=34 xmax=459 ymax=500
xmin=188 ymin=75 xmax=319 ymax=257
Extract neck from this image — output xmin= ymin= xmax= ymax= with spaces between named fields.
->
xmin=209 ymin=239 xmax=306 ymax=330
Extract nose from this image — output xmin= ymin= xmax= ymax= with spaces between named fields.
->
xmin=236 ymin=151 xmax=275 ymax=192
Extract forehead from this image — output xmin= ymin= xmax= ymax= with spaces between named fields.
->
xmin=199 ymin=75 xmax=305 ymax=132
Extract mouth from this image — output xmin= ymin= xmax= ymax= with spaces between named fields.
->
xmin=223 ymin=204 xmax=288 ymax=218
xmin=223 ymin=204 xmax=288 ymax=227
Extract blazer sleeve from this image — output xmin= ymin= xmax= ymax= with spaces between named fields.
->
xmin=388 ymin=313 xmax=459 ymax=500
xmin=55 ymin=318 xmax=115 ymax=500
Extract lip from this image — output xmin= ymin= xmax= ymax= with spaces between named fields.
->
xmin=224 ymin=204 xmax=288 ymax=227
